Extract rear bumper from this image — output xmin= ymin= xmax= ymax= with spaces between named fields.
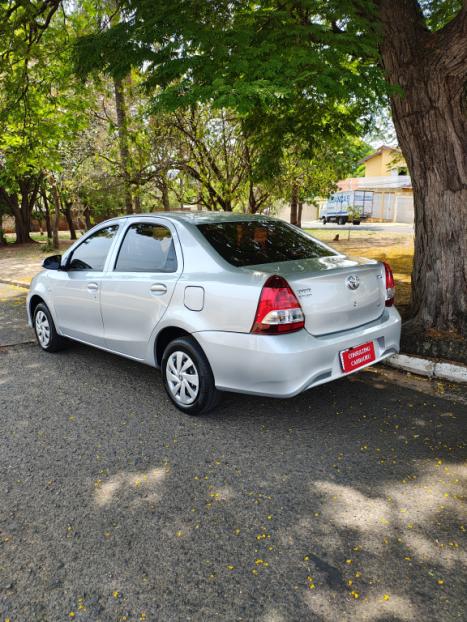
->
xmin=194 ymin=307 xmax=401 ymax=397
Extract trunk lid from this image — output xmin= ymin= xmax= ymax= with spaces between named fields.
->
xmin=245 ymin=255 xmax=386 ymax=336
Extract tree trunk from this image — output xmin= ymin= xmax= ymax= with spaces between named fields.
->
xmin=0 ymin=216 xmax=6 ymax=245
xmin=41 ymin=191 xmax=52 ymax=239
xmin=83 ymin=206 xmax=92 ymax=230
xmin=14 ymin=207 xmax=33 ymax=243
xmin=290 ymin=183 xmax=299 ymax=225
xmin=63 ymin=200 xmax=77 ymax=240
xmin=113 ymin=76 xmax=133 ymax=214
xmin=49 ymin=177 xmax=62 ymax=250
xmin=2 ymin=177 xmax=40 ymax=244
xmin=379 ymin=1 xmax=467 ymax=335
xmin=248 ymin=180 xmax=258 ymax=213
xmin=161 ymin=180 xmax=170 ymax=211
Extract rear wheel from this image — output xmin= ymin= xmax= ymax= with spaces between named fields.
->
xmin=161 ymin=336 xmax=221 ymax=415
xmin=353 ymin=220 xmax=361 ymax=225
xmin=33 ymin=303 xmax=67 ymax=352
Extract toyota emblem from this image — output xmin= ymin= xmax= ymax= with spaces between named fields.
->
xmin=346 ymin=274 xmax=360 ymax=290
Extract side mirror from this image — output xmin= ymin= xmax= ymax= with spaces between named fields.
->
xmin=42 ymin=254 xmax=63 ymax=270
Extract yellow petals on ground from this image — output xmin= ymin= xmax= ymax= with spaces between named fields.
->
xmin=350 ymin=591 xmax=360 ymax=599
xmin=437 ymin=579 xmax=444 ymax=585
xmin=227 ymin=565 xmax=235 ymax=570
xmin=175 ymin=530 xmax=184 ymax=538
xmin=69 ymin=613 xmax=76 ymax=619
xmin=383 ymin=594 xmax=390 ymax=601
xmin=346 ymin=559 xmax=352 ymax=564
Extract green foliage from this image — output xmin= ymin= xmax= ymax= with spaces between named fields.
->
xmin=0 ymin=1 xmax=95 ymax=191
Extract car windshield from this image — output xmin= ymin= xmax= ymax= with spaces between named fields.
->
xmin=197 ymin=219 xmax=334 ymax=267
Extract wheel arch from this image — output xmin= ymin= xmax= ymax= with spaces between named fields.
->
xmin=154 ymin=326 xmax=192 ymax=367
xmin=29 ymin=294 xmax=46 ymax=320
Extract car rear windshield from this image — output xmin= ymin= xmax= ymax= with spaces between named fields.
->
xmin=197 ymin=219 xmax=334 ymax=267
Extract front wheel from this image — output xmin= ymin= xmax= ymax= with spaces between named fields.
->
xmin=321 ymin=217 xmax=327 ymax=225
xmin=161 ymin=336 xmax=221 ymax=415
xmin=338 ymin=216 xmax=347 ymax=225
xmin=33 ymin=302 xmax=67 ymax=352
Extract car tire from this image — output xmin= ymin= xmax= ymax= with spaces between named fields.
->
xmin=321 ymin=217 xmax=327 ymax=225
xmin=161 ymin=336 xmax=221 ymax=415
xmin=33 ymin=302 xmax=67 ymax=352
xmin=338 ymin=216 xmax=346 ymax=225
xmin=353 ymin=220 xmax=361 ymax=225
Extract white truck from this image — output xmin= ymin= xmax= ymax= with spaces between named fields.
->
xmin=320 ymin=190 xmax=374 ymax=225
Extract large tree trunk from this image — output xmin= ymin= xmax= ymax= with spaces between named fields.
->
xmin=379 ymin=2 xmax=467 ymax=336
xmin=13 ymin=204 xmax=33 ymax=243
xmin=1 ymin=175 xmax=41 ymax=243
xmin=113 ymin=76 xmax=133 ymax=214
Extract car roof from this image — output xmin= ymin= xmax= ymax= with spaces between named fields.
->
xmin=103 ymin=211 xmax=277 ymax=226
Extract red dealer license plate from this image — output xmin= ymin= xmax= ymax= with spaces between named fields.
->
xmin=340 ymin=341 xmax=376 ymax=373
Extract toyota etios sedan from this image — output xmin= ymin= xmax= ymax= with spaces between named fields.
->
xmin=28 ymin=213 xmax=401 ymax=414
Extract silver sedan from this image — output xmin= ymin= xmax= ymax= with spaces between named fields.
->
xmin=27 ymin=212 xmax=401 ymax=414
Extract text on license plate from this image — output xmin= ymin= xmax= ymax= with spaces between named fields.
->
xmin=340 ymin=341 xmax=376 ymax=373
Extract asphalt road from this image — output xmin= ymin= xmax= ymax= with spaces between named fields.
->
xmin=0 ymin=286 xmax=465 ymax=622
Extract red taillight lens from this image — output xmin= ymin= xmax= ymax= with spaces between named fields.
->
xmin=383 ymin=262 xmax=395 ymax=307
xmin=251 ymin=275 xmax=305 ymax=334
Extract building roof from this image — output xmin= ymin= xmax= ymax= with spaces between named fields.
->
xmin=359 ymin=144 xmax=401 ymax=165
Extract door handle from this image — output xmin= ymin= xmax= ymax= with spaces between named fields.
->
xmin=150 ymin=283 xmax=167 ymax=295
xmin=87 ymin=282 xmax=99 ymax=291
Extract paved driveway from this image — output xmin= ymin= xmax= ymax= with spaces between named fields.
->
xmin=0 ymin=292 xmax=465 ymax=622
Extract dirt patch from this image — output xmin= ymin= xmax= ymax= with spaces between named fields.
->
xmin=0 ymin=240 xmax=74 ymax=284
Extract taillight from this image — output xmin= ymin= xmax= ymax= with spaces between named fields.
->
xmin=383 ymin=262 xmax=395 ymax=307
xmin=251 ymin=275 xmax=305 ymax=334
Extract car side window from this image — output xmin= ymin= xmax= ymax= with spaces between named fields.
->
xmin=114 ymin=223 xmax=178 ymax=273
xmin=68 ymin=225 xmax=119 ymax=271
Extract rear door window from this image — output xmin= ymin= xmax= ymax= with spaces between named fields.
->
xmin=197 ymin=220 xmax=334 ymax=267
xmin=68 ymin=225 xmax=119 ymax=271
xmin=115 ymin=223 xmax=177 ymax=272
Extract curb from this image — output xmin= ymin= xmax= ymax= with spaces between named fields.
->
xmin=385 ymin=353 xmax=467 ymax=384
xmin=0 ymin=278 xmax=30 ymax=289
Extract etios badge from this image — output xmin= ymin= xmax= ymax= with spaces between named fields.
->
xmin=346 ymin=275 xmax=360 ymax=290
